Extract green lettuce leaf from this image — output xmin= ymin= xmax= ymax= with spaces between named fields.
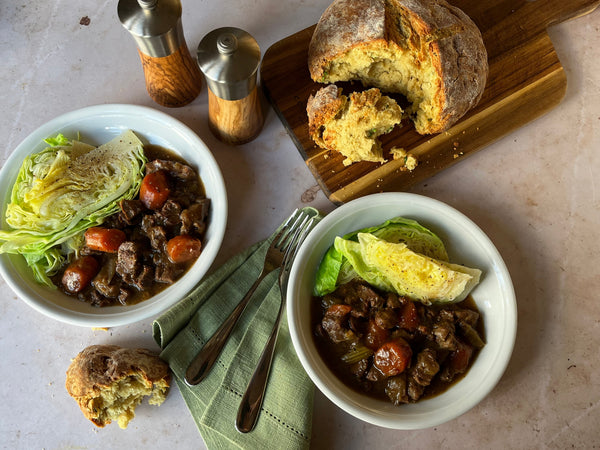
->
xmin=0 ymin=130 xmax=147 ymax=287
xmin=334 ymin=233 xmax=481 ymax=304
xmin=314 ymin=217 xmax=449 ymax=296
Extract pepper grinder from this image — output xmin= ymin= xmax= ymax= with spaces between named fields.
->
xmin=118 ymin=0 xmax=203 ymax=107
xmin=197 ymin=27 xmax=264 ymax=145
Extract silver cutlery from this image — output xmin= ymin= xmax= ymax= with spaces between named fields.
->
xmin=236 ymin=213 xmax=316 ymax=432
xmin=185 ymin=209 xmax=312 ymax=386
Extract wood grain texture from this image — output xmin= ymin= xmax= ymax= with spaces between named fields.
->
xmin=208 ymin=86 xmax=265 ymax=145
xmin=139 ymin=42 xmax=203 ymax=108
xmin=260 ymin=0 xmax=600 ymax=204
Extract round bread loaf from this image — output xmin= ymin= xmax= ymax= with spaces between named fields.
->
xmin=308 ymin=0 xmax=488 ymax=134
xmin=307 ymin=85 xmax=404 ymax=166
xmin=65 ymin=344 xmax=170 ymax=428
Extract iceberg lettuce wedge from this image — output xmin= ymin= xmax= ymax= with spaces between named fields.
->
xmin=334 ymin=233 xmax=481 ymax=304
xmin=314 ymin=217 xmax=449 ymax=296
xmin=0 ymin=130 xmax=147 ymax=287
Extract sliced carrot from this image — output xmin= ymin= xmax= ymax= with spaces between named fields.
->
xmin=166 ymin=235 xmax=202 ymax=263
xmin=62 ymin=256 xmax=100 ymax=294
xmin=373 ymin=338 xmax=413 ymax=377
xmin=140 ymin=170 xmax=171 ymax=210
xmin=84 ymin=227 xmax=126 ymax=253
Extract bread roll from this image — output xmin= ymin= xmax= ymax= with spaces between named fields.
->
xmin=308 ymin=0 xmax=488 ymax=134
xmin=307 ymin=85 xmax=403 ymax=166
xmin=65 ymin=345 xmax=170 ymax=428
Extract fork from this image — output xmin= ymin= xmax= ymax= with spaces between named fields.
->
xmin=235 ymin=214 xmax=316 ymax=433
xmin=185 ymin=209 xmax=312 ymax=386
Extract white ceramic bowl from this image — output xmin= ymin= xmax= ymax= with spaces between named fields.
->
xmin=0 ymin=104 xmax=227 ymax=328
xmin=287 ymin=193 xmax=516 ymax=429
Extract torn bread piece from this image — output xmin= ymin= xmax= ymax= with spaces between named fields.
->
xmin=65 ymin=345 xmax=170 ymax=429
xmin=307 ymin=85 xmax=403 ymax=166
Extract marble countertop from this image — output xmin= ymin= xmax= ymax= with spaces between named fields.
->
xmin=1 ymin=1 xmax=599 ymax=448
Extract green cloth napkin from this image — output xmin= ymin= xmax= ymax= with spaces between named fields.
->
xmin=152 ymin=208 xmax=320 ymax=450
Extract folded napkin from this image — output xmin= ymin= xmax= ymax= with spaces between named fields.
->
xmin=153 ymin=207 xmax=320 ymax=450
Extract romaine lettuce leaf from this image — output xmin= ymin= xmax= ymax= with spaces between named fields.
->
xmin=314 ymin=216 xmax=449 ymax=296
xmin=0 ymin=130 xmax=147 ymax=287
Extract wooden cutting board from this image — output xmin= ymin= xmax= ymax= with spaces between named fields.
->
xmin=260 ymin=0 xmax=599 ymax=205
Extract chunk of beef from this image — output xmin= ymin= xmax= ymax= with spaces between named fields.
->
xmin=320 ymin=293 xmax=342 ymax=310
xmin=356 ymin=283 xmax=385 ymax=309
xmin=350 ymin=358 xmax=370 ymax=380
xmin=374 ymin=308 xmax=399 ymax=329
xmin=385 ymin=292 xmax=403 ymax=308
xmin=454 ymin=309 xmax=480 ymax=327
xmin=180 ymin=199 xmax=210 ymax=235
xmin=331 ymin=283 xmax=365 ymax=317
xmin=119 ymin=199 xmax=145 ymax=225
xmin=102 ymin=212 xmax=129 ymax=230
xmin=322 ymin=304 xmax=356 ymax=343
xmin=116 ymin=241 xmax=142 ymax=276
xmin=131 ymin=265 xmax=154 ymax=290
xmin=407 ymin=377 xmax=426 ymax=401
xmin=146 ymin=225 xmax=167 ymax=251
xmin=410 ymin=348 xmax=440 ymax=387
xmin=386 ymin=374 xmax=409 ymax=405
xmin=433 ymin=310 xmax=459 ymax=350
xmin=347 ymin=296 xmax=369 ymax=318
xmin=365 ymin=365 xmax=385 ymax=382
xmin=145 ymin=159 xmax=196 ymax=181
xmin=141 ymin=213 xmax=161 ymax=233
xmin=439 ymin=339 xmax=474 ymax=383
xmin=80 ymin=288 xmax=111 ymax=307
xmin=154 ymin=253 xmax=184 ymax=284
xmin=158 ymin=199 xmax=182 ymax=227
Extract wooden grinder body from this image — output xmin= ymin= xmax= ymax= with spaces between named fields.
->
xmin=138 ymin=42 xmax=203 ymax=108
xmin=208 ymin=85 xmax=264 ymax=145
xmin=119 ymin=0 xmax=202 ymax=108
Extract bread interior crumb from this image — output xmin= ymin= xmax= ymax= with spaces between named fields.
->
xmin=87 ymin=373 xmax=169 ymax=429
xmin=318 ymin=89 xmax=403 ymax=166
xmin=323 ymin=37 xmax=437 ymax=135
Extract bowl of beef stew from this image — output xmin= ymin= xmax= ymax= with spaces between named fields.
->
xmin=287 ymin=193 xmax=516 ymax=429
xmin=0 ymin=104 xmax=227 ymax=327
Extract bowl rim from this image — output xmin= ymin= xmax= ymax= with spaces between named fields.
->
xmin=0 ymin=103 xmax=228 ymax=327
xmin=287 ymin=192 xmax=517 ymax=429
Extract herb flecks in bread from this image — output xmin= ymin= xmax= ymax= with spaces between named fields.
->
xmin=308 ymin=0 xmax=488 ymax=135
xmin=65 ymin=345 xmax=170 ymax=429
xmin=307 ymin=85 xmax=403 ymax=166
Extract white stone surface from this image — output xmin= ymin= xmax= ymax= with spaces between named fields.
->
xmin=0 ymin=1 xmax=599 ymax=448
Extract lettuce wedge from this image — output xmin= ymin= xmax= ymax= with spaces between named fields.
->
xmin=334 ymin=233 xmax=481 ymax=304
xmin=0 ymin=130 xmax=147 ymax=287
xmin=314 ymin=216 xmax=449 ymax=296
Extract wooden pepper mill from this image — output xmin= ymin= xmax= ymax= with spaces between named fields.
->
xmin=197 ymin=28 xmax=264 ymax=145
xmin=118 ymin=0 xmax=203 ymax=107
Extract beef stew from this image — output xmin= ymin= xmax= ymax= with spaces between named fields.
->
xmin=312 ymin=279 xmax=485 ymax=405
xmin=53 ymin=146 xmax=210 ymax=306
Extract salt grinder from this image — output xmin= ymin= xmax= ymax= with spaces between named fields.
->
xmin=197 ymin=28 xmax=264 ymax=145
xmin=118 ymin=0 xmax=203 ymax=107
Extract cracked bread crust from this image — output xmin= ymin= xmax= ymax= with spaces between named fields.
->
xmin=65 ymin=345 xmax=170 ymax=428
xmin=308 ymin=0 xmax=488 ymax=134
